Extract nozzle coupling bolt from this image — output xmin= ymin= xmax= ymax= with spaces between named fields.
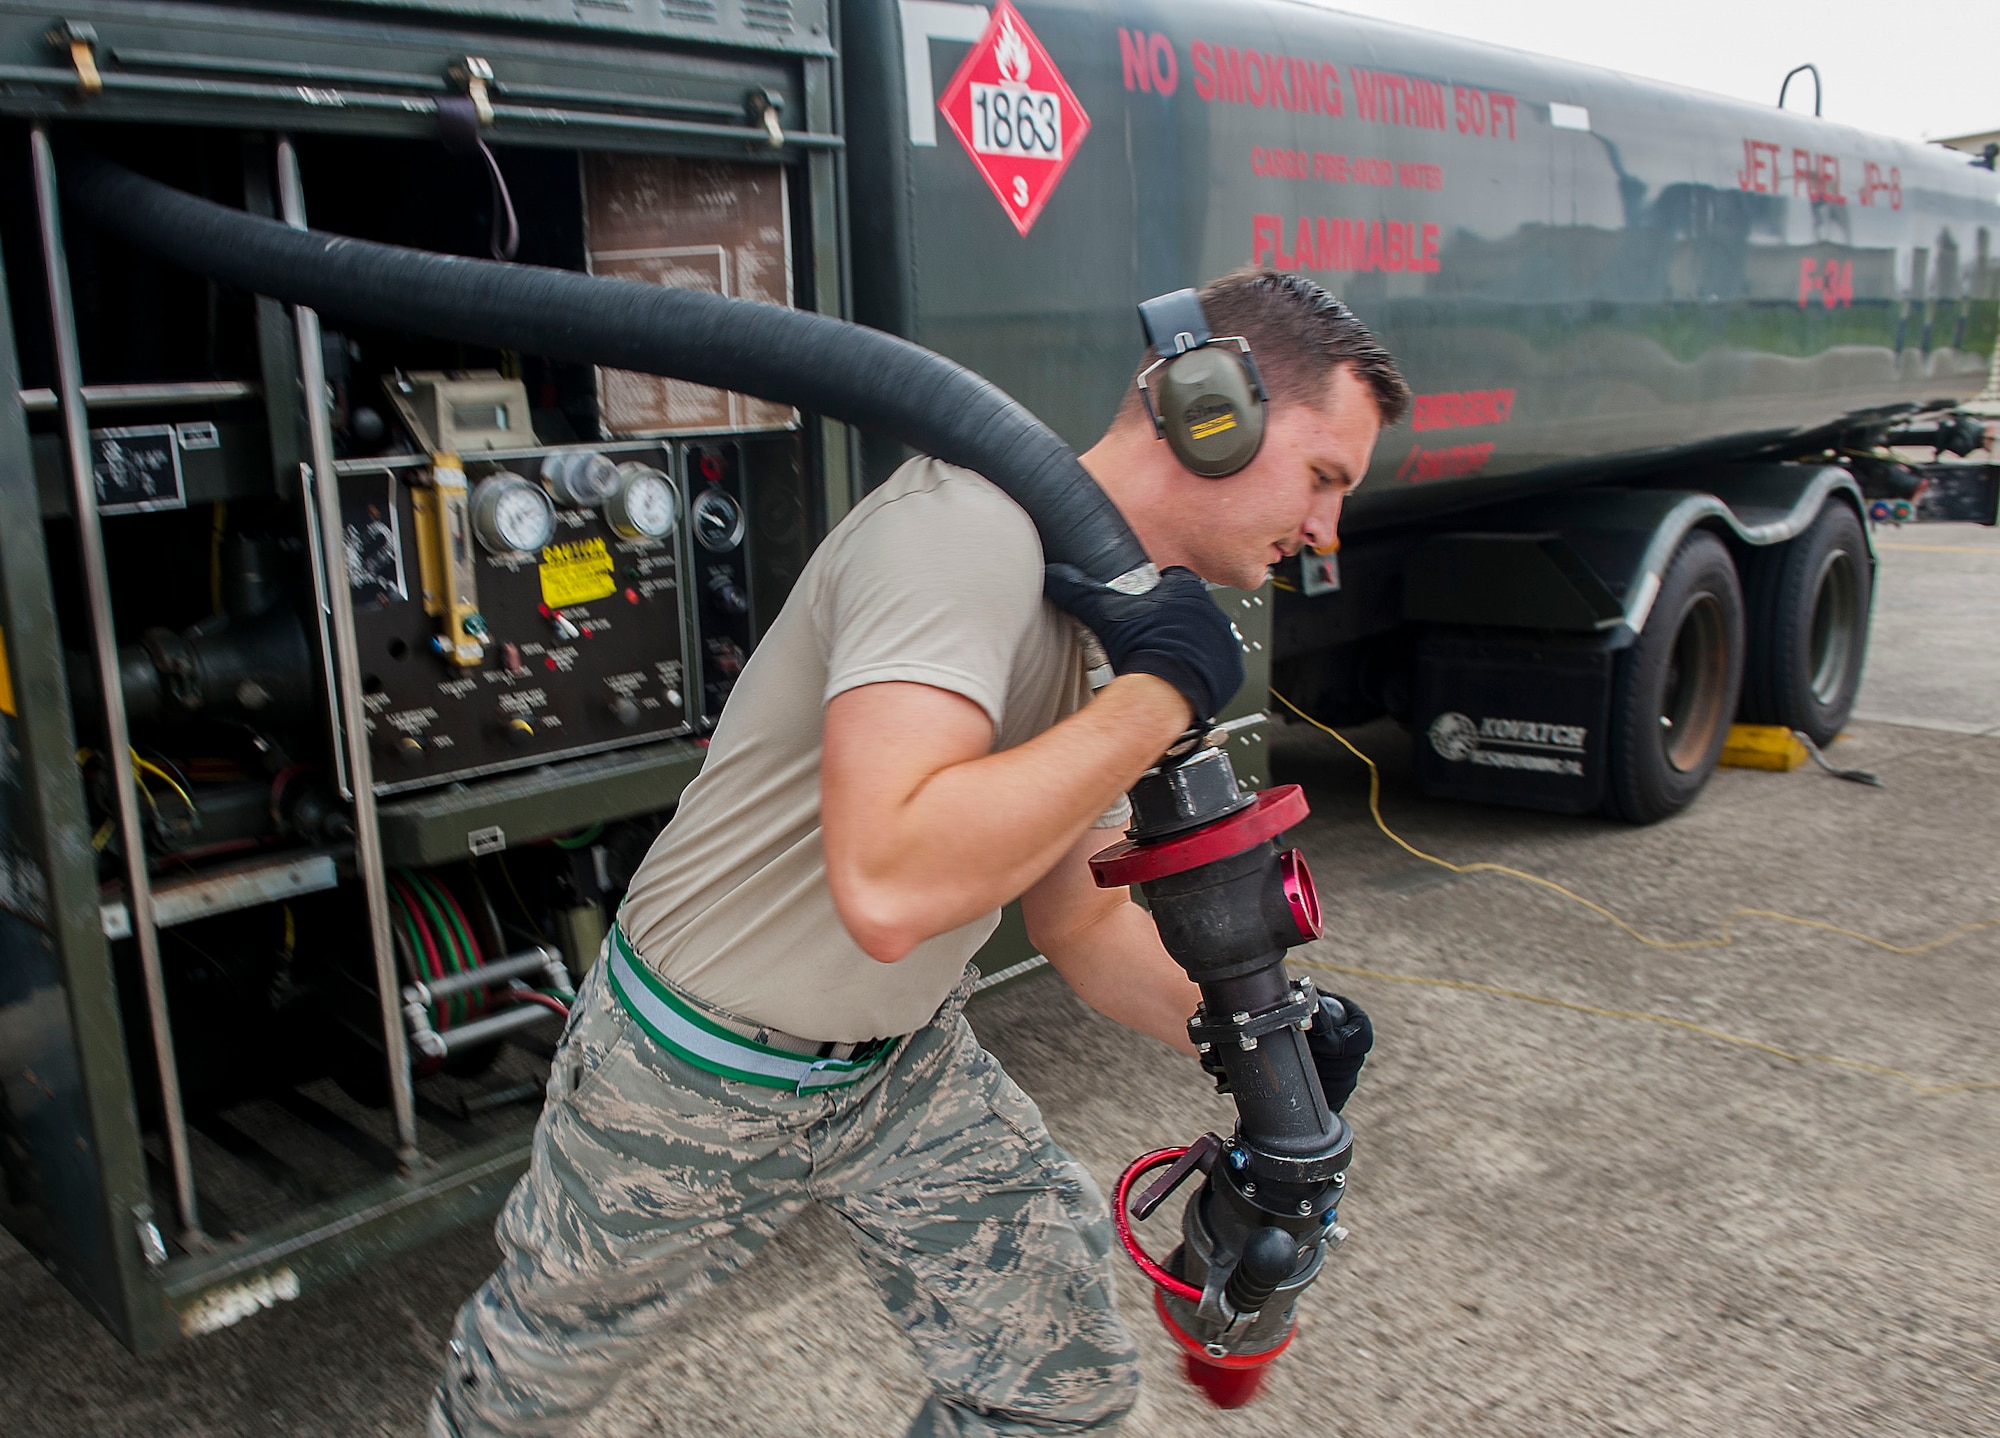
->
xmin=1297 ymin=1199 xmax=1314 ymax=1215
xmin=1333 ymin=1172 xmax=1346 ymax=1187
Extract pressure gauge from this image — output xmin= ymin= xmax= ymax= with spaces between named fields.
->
xmin=605 ymin=462 xmax=678 ymax=540
xmin=691 ymin=487 xmax=746 ymax=552
xmin=469 ymin=471 xmax=558 ymax=555
xmin=540 ymin=450 xmax=620 ymax=507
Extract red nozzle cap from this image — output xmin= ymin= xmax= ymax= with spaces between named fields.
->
xmin=1152 ymin=1289 xmax=1294 ymax=1410
xmin=1182 ymin=1355 xmax=1270 ymax=1409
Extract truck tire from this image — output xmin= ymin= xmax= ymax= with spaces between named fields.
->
xmin=1738 ymin=500 xmax=1871 ymax=745
xmin=1605 ymin=530 xmax=1744 ymax=823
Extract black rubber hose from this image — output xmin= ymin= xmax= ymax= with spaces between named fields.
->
xmin=58 ymin=146 xmax=1152 ymax=588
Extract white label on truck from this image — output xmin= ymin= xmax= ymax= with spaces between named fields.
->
xmin=1430 ymin=712 xmax=1587 ymax=776
xmin=968 ymin=82 xmax=1063 ymax=157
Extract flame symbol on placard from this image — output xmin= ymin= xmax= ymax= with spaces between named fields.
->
xmin=995 ymin=15 xmax=1032 ymax=86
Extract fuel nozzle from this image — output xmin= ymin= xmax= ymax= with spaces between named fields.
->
xmin=1092 ymin=741 xmax=1351 ymax=1407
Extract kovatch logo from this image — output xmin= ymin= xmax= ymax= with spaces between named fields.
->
xmin=1428 ymin=712 xmax=1588 ymax=777
xmin=937 ymin=0 xmax=1091 ymax=236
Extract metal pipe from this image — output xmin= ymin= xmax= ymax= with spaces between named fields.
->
xmin=427 ymin=1000 xmax=564 ymax=1057
xmin=276 ymin=137 xmax=421 ymax=1170
xmin=0 ymin=66 xmax=841 ymax=148
xmin=107 ymin=47 xmax=755 ymax=121
xmin=292 ymin=460 xmax=348 ymax=800
xmin=409 ymin=947 xmax=561 ymax=1005
xmin=18 ymin=379 xmax=257 ymax=413
xmin=108 ymin=48 xmax=451 ymax=93
xmin=27 ymin=124 xmax=205 ymax=1246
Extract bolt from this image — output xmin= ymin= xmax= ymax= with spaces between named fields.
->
xmin=1242 ymin=1182 xmax=1257 ymax=1196
xmin=1230 ymin=1012 xmax=1250 ymax=1025
xmin=1333 ymin=1172 xmax=1346 ymax=1187
xmin=1297 ymin=1199 xmax=1314 ymax=1215
xmin=1195 ymin=1042 xmax=1212 ymax=1054
xmin=1238 ymin=1036 xmax=1259 ymax=1050
xmin=1228 ymin=1148 xmax=1248 ymax=1170
xmin=1297 ymin=1016 xmax=1314 ymax=1030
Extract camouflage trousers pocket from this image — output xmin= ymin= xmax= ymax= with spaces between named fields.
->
xmin=548 ymin=961 xmax=638 ymax=1107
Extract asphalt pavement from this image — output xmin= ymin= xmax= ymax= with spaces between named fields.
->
xmin=3 ymin=523 xmax=1998 ymax=1437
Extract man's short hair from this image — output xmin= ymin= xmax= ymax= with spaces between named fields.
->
xmin=1121 ymin=268 xmax=1410 ymax=429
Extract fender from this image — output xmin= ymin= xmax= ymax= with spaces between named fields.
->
xmin=1402 ymin=463 xmax=1867 ymax=645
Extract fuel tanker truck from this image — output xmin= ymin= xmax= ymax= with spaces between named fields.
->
xmin=0 ymin=0 xmax=1994 ymax=1383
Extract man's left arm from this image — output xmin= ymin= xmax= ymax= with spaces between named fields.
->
xmin=1022 ymin=824 xmax=1379 ymax=1108
xmin=1020 ymin=827 xmax=1199 ymax=1057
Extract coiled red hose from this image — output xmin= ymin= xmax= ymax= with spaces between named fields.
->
xmin=1113 ymin=1148 xmax=1204 ymax=1304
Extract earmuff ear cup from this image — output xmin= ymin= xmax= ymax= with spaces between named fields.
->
xmin=1156 ymin=348 xmax=1266 ymax=478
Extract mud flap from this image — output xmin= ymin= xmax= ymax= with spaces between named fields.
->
xmin=1411 ymin=631 xmax=1615 ymax=814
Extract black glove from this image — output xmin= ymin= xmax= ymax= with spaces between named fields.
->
xmin=1042 ymin=563 xmax=1245 ymax=725
xmin=1306 ymin=993 xmax=1373 ymax=1112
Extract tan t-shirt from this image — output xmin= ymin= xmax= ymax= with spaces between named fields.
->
xmin=618 ymin=457 xmax=1126 ymax=1042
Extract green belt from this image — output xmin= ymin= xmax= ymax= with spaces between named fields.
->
xmin=604 ymin=923 xmax=891 ymax=1093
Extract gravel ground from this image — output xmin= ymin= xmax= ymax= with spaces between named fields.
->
xmin=3 ymin=526 xmax=1998 ymax=1437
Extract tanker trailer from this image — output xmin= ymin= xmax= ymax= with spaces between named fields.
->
xmin=0 ymin=0 xmax=1993 ymax=1358
xmin=847 ymin=0 xmax=2000 ymax=821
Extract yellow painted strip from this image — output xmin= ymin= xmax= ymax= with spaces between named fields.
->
xmin=1188 ymin=412 xmax=1238 ymax=441
xmin=1875 ymin=543 xmax=2000 ymax=554
xmin=1296 ymin=959 xmax=2000 ymax=1098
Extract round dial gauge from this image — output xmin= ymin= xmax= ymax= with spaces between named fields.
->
xmin=691 ymin=487 xmax=746 ymax=552
xmin=605 ymin=462 xmax=678 ymax=540
xmin=470 ymin=471 xmax=558 ymax=555
xmin=540 ymin=450 xmax=620 ymax=507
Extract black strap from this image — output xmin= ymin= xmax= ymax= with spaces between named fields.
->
xmin=437 ymin=95 xmax=520 ymax=262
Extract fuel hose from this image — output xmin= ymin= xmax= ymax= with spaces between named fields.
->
xmin=57 ymin=145 xmax=1153 ymax=593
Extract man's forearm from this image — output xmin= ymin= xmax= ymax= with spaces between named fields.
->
xmin=1040 ymin=899 xmax=1199 ymax=1056
xmin=823 ymin=674 xmax=1188 ymax=961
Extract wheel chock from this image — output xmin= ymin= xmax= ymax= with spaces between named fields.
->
xmin=1719 ymin=724 xmax=1808 ymax=772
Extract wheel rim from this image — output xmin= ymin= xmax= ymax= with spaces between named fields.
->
xmin=1659 ymin=594 xmax=1729 ymax=772
xmin=1807 ymin=546 xmax=1861 ymax=706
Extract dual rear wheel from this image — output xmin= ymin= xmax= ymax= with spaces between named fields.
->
xmin=1604 ymin=503 xmax=1870 ymax=824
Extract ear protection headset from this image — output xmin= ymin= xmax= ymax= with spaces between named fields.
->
xmin=1134 ymin=288 xmax=1268 ymax=478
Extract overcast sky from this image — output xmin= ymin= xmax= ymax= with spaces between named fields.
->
xmin=1316 ymin=0 xmax=1995 ymax=146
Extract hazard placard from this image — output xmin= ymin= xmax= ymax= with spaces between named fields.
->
xmin=937 ymin=0 xmax=1090 ymax=237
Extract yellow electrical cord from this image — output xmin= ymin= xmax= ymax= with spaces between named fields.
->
xmin=1267 ymin=689 xmax=2000 ymax=1097
xmin=130 ymin=752 xmax=195 ymax=813
xmin=1268 ymin=690 xmax=1990 ymax=957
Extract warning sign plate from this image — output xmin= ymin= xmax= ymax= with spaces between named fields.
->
xmin=539 ymin=537 xmax=616 ymax=609
xmin=937 ymin=0 xmax=1091 ymax=237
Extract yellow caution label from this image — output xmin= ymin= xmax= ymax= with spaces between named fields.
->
xmin=0 ymin=626 xmax=13 ymax=716
xmin=539 ymin=537 xmax=616 ymax=609
xmin=1189 ymin=412 xmax=1238 ymax=441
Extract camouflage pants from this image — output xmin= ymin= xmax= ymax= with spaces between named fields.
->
xmin=429 ymin=958 xmax=1139 ymax=1437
